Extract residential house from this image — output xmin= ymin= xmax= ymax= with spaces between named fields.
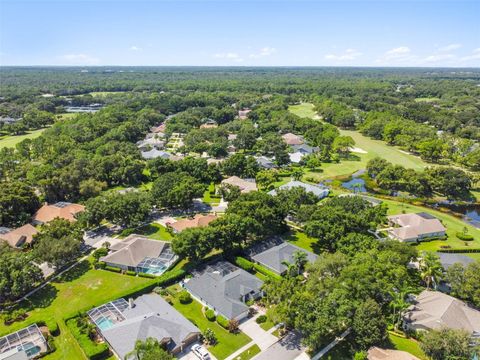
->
xmin=387 ymin=213 xmax=446 ymax=242
xmin=238 ymin=109 xmax=251 ymax=120
xmin=140 ymin=149 xmax=172 ymax=160
xmin=289 ymin=151 xmax=305 ymax=164
xmin=403 ymin=290 xmax=480 ymax=341
xmin=438 ymin=252 xmax=475 ymax=270
xmin=200 ymin=119 xmax=218 ymax=129
xmin=32 ymin=202 xmax=85 ymax=225
xmin=246 ymin=237 xmax=318 ymax=275
xmin=136 ymin=137 xmax=165 ymax=151
xmin=367 ymin=347 xmax=420 ymax=360
xmin=0 ymin=224 xmax=38 ymax=249
xmin=282 ymin=133 xmax=304 ymax=146
xmin=291 ymin=144 xmax=318 ymax=155
xmin=0 ymin=324 xmax=48 ymax=360
xmin=268 ymin=180 xmax=329 ymax=199
xmin=166 ymin=214 xmax=217 ymax=233
xmin=256 ymin=156 xmax=277 ymax=169
xmin=184 ymin=260 xmax=263 ymax=320
xmin=221 ymin=176 xmax=257 ymax=193
xmin=88 ymin=294 xmax=200 ymax=359
xmin=150 ymin=123 xmax=166 ymax=134
xmin=100 ymin=235 xmax=177 ymax=275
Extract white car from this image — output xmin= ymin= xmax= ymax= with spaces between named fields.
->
xmin=192 ymin=344 xmax=210 ymax=360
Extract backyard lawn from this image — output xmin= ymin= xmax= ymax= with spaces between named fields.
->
xmin=0 ymin=261 xmax=157 ymax=358
xmin=387 ymin=333 xmax=427 ymax=360
xmin=166 ymin=285 xmax=251 ymax=360
xmin=0 ymin=128 xmax=46 ymax=148
xmin=284 ymin=230 xmax=318 ymax=253
xmin=383 ymin=198 xmax=480 ymax=251
xmin=133 ymin=223 xmax=173 ymax=241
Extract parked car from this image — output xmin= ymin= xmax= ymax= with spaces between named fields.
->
xmin=192 ymin=344 xmax=210 ymax=360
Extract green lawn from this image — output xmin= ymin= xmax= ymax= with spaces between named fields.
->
xmin=235 ymin=344 xmax=261 ymax=360
xmin=388 ymin=333 xmax=427 ymax=359
xmin=56 ymin=113 xmax=78 ymax=121
xmin=89 ymin=91 xmax=127 ymax=97
xmin=284 ymin=230 xmax=318 ymax=253
xmin=289 ymin=103 xmax=427 ymax=181
xmin=0 ymin=128 xmax=46 ymax=148
xmin=0 ymin=261 xmax=156 ymax=358
xmin=383 ymin=198 xmax=480 ymax=251
xmin=166 ymin=285 xmax=251 ymax=360
xmin=133 ymin=223 xmax=173 ymax=241
xmin=259 ymin=318 xmax=275 ymax=331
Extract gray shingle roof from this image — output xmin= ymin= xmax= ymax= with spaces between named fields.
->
xmin=268 ymin=180 xmax=329 ymax=198
xmin=437 ymin=253 xmax=475 ymax=270
xmin=185 ymin=261 xmax=263 ymax=319
xmin=247 ymin=238 xmax=318 ymax=274
xmin=102 ymin=294 xmax=200 ymax=359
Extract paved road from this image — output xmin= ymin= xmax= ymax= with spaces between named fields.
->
xmin=253 ymin=331 xmax=305 ymax=360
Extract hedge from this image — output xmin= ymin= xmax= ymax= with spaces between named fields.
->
xmin=104 ymin=266 xmax=121 ymax=273
xmin=456 ymin=232 xmax=474 ymax=241
xmin=156 ymin=269 xmax=186 ymax=286
xmin=234 ymin=256 xmax=254 ymax=272
xmin=126 ymin=270 xmax=136 ymax=276
xmin=66 ymin=318 xmax=110 ymax=360
xmin=205 ymin=308 xmax=216 ymax=321
xmin=179 ymin=291 xmax=192 ymax=304
xmin=138 ymin=272 xmax=156 ymax=279
xmin=438 ymin=248 xmax=480 ymax=253
xmin=253 ymin=263 xmax=282 ymax=280
xmin=256 ymin=315 xmax=267 ymax=324
xmin=216 ymin=315 xmax=229 ymax=329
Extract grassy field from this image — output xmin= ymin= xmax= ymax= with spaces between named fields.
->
xmin=0 ymin=260 xmax=156 ymax=359
xmin=0 ymin=128 xmax=46 ymax=148
xmin=166 ymin=285 xmax=251 ymax=360
xmin=383 ymin=198 xmax=480 ymax=251
xmin=235 ymin=344 xmax=261 ymax=360
xmin=388 ymin=333 xmax=427 ymax=359
xmin=89 ymin=91 xmax=127 ymax=97
xmin=288 ymin=103 xmax=427 ymax=180
xmin=56 ymin=113 xmax=78 ymax=121
xmin=133 ymin=223 xmax=173 ymax=241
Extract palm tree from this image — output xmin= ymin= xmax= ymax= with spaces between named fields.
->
xmin=292 ymin=251 xmax=308 ymax=275
xmin=125 ymin=337 xmax=173 ymax=360
xmin=419 ymin=251 xmax=443 ymax=290
xmin=388 ymin=286 xmax=413 ymax=331
xmin=281 ymin=260 xmax=297 ymax=277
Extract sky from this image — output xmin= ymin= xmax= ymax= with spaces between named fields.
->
xmin=0 ymin=0 xmax=479 ymax=67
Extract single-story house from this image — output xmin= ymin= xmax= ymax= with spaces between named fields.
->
xmin=246 ymin=237 xmax=318 ymax=275
xmin=100 ymin=235 xmax=177 ymax=275
xmin=403 ymin=290 xmax=480 ymax=337
xmin=238 ymin=109 xmax=251 ymax=120
xmin=141 ymin=149 xmax=172 ymax=160
xmin=200 ymin=119 xmax=218 ymax=129
xmin=136 ymin=137 xmax=165 ymax=151
xmin=221 ymin=176 xmax=257 ymax=193
xmin=88 ymin=294 xmax=200 ymax=359
xmin=282 ymin=133 xmax=304 ymax=146
xmin=437 ymin=252 xmax=475 ymax=270
xmin=291 ymin=144 xmax=318 ymax=155
xmin=150 ymin=123 xmax=166 ymax=134
xmin=268 ymin=180 xmax=329 ymax=199
xmin=0 ymin=324 xmax=48 ymax=360
xmin=367 ymin=347 xmax=420 ymax=360
xmin=184 ymin=260 xmax=263 ymax=321
xmin=32 ymin=202 xmax=85 ymax=225
xmin=0 ymin=224 xmax=38 ymax=249
xmin=256 ymin=156 xmax=277 ymax=169
xmin=166 ymin=214 xmax=217 ymax=233
xmin=387 ymin=213 xmax=446 ymax=243
xmin=289 ymin=151 xmax=305 ymax=164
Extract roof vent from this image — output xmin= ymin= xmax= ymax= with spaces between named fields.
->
xmin=129 ymin=298 xmax=135 ymax=309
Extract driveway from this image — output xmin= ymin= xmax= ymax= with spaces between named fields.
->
xmin=239 ymin=317 xmax=277 ymax=350
xmin=177 ymin=343 xmax=217 ymax=360
xmin=252 ymin=331 xmax=306 ymax=360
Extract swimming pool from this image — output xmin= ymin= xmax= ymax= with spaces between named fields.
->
xmin=96 ymin=317 xmax=115 ymax=331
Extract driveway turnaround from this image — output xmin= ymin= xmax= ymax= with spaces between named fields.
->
xmin=253 ymin=331 xmax=306 ymax=360
xmin=239 ymin=317 xmax=278 ymax=350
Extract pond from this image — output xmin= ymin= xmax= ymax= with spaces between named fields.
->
xmin=439 ymin=204 xmax=480 ymax=229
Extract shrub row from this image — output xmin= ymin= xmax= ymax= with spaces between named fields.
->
xmin=256 ymin=315 xmax=267 ymax=324
xmin=104 ymin=266 xmax=121 ymax=273
xmin=234 ymin=256 xmax=254 ymax=272
xmin=437 ymin=248 xmax=480 ymax=253
xmin=66 ymin=318 xmax=109 ymax=360
xmin=253 ymin=263 xmax=282 ymax=280
xmin=456 ymin=232 xmax=474 ymax=241
xmin=125 ymin=270 xmax=136 ymax=276
xmin=138 ymin=272 xmax=156 ymax=279
xmin=216 ymin=315 xmax=229 ymax=329
xmin=205 ymin=308 xmax=216 ymax=321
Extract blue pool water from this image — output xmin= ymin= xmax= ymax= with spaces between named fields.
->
xmin=18 ymin=342 xmax=41 ymax=357
xmin=97 ymin=318 xmax=114 ymax=331
xmin=143 ymin=265 xmax=167 ymax=275
xmin=341 ymin=178 xmax=366 ymax=193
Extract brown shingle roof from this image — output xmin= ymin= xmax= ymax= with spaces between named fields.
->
xmin=368 ymin=347 xmax=420 ymax=360
xmin=281 ymin=133 xmax=304 ymax=145
xmin=0 ymin=224 xmax=38 ymax=248
xmin=102 ymin=235 xmax=167 ymax=267
xmin=32 ymin=203 xmax=85 ymax=224
xmin=221 ymin=176 xmax=257 ymax=193
xmin=387 ymin=213 xmax=446 ymax=241
xmin=168 ymin=214 xmax=217 ymax=233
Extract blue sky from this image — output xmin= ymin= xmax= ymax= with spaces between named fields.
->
xmin=1 ymin=0 xmax=479 ymax=67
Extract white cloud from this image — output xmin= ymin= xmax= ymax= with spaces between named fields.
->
xmin=249 ymin=47 xmax=277 ymax=59
xmin=324 ymin=48 xmax=362 ymax=61
xmin=376 ymin=46 xmax=418 ymax=64
xmin=438 ymin=43 xmax=462 ymax=52
xmin=420 ymin=53 xmax=456 ymax=64
xmin=60 ymin=53 xmax=100 ymax=65
xmin=213 ymin=52 xmax=244 ymax=62
xmin=129 ymin=46 xmax=142 ymax=51
xmin=460 ymin=48 xmax=480 ymax=62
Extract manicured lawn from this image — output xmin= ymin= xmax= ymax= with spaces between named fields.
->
xmin=166 ymin=285 xmax=251 ymax=360
xmin=203 ymin=189 xmax=221 ymax=205
xmin=0 ymin=260 xmax=156 ymax=358
xmin=284 ymin=230 xmax=318 ymax=253
xmin=133 ymin=223 xmax=173 ymax=241
xmin=388 ymin=333 xmax=427 ymax=359
xmin=56 ymin=113 xmax=78 ymax=121
xmin=236 ymin=344 xmax=261 ymax=360
xmin=89 ymin=91 xmax=127 ymax=97
xmin=259 ymin=318 xmax=275 ymax=331
xmin=383 ymin=198 xmax=480 ymax=251
xmin=289 ymin=103 xmax=427 ymax=181
xmin=465 ymin=252 xmax=480 ymax=260
xmin=0 ymin=128 xmax=46 ymax=148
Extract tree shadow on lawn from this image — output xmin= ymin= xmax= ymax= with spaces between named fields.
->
xmin=53 ymin=260 xmax=91 ymax=283
xmin=20 ymin=283 xmax=58 ymax=310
